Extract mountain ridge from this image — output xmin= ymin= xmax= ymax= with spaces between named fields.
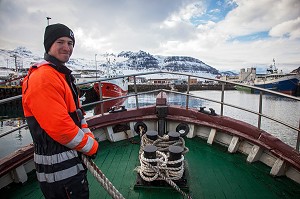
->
xmin=0 ymin=46 xmax=234 ymax=77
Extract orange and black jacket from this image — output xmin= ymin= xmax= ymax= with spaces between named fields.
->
xmin=22 ymin=54 xmax=98 ymax=183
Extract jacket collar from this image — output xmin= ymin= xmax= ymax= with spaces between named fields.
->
xmin=44 ymin=53 xmax=72 ymax=75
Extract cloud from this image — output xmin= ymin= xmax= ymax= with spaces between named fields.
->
xmin=156 ymin=0 xmax=300 ymax=70
xmin=269 ymin=17 xmax=300 ymax=39
xmin=214 ymin=0 xmax=300 ymax=37
xmin=0 ymin=0 xmax=299 ymax=71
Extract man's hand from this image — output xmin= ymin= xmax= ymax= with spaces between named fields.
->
xmin=89 ymin=152 xmax=97 ymax=159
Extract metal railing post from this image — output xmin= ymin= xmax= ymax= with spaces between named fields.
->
xmin=258 ymin=91 xmax=263 ymax=129
xmin=185 ymin=75 xmax=191 ymax=109
xmin=296 ymin=119 xmax=300 ymax=152
xmin=220 ymin=83 xmax=225 ymax=116
xmin=133 ymin=75 xmax=139 ymax=109
xmin=98 ymin=80 xmax=104 ymax=115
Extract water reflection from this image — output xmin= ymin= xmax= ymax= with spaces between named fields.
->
xmin=0 ymin=117 xmax=31 ymax=158
xmin=15 ymin=129 xmax=23 ymax=141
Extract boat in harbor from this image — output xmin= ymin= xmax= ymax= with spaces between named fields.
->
xmin=237 ymin=60 xmax=300 ymax=95
xmin=0 ymin=68 xmax=25 ymax=93
xmin=254 ymin=60 xmax=300 ymax=95
xmin=0 ymin=71 xmax=300 ymax=198
xmin=93 ymin=61 xmax=128 ymax=99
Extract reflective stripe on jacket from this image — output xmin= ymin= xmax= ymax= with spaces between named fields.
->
xmin=22 ymin=61 xmax=98 ymax=183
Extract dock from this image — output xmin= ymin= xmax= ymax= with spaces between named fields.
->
xmin=128 ymin=84 xmax=236 ymax=92
xmin=0 ymin=87 xmax=22 ymax=100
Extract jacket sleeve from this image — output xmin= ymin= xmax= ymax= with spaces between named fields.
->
xmin=23 ymin=70 xmax=98 ymax=156
xmin=81 ymin=118 xmax=95 ymax=139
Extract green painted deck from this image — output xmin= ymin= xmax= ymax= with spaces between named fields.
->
xmin=1 ymin=137 xmax=300 ymax=199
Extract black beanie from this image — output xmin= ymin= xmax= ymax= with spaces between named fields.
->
xmin=44 ymin=23 xmax=75 ymax=53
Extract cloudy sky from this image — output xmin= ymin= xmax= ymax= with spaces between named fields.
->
xmin=0 ymin=0 xmax=299 ymax=72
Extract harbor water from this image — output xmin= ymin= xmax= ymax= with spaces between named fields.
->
xmin=0 ymin=90 xmax=299 ymax=159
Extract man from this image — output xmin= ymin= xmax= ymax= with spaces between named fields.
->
xmin=22 ymin=23 xmax=98 ymax=198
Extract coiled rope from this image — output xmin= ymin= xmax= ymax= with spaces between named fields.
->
xmin=139 ymin=134 xmax=189 ymax=156
xmin=136 ymin=134 xmax=192 ymax=199
xmin=81 ymin=154 xmax=125 ymax=199
xmin=138 ymin=150 xmax=185 ymax=181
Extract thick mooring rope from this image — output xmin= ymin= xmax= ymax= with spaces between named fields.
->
xmin=139 ymin=134 xmax=189 ymax=156
xmin=138 ymin=151 xmax=184 ymax=181
xmin=137 ymin=134 xmax=192 ymax=199
xmin=81 ymin=154 xmax=125 ymax=199
xmin=137 ymin=151 xmax=192 ymax=199
xmin=148 ymin=163 xmax=192 ymax=199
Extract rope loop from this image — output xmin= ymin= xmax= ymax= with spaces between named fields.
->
xmin=139 ymin=134 xmax=189 ymax=156
xmin=137 ymin=133 xmax=192 ymax=198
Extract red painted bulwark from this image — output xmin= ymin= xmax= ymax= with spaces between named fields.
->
xmin=259 ymin=133 xmax=300 ymax=169
xmin=156 ymin=92 xmax=167 ymax=105
xmin=0 ymin=144 xmax=34 ymax=177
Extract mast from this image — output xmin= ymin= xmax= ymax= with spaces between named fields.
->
xmin=46 ymin=17 xmax=51 ymax=26
xmin=273 ymin=58 xmax=277 ymax=73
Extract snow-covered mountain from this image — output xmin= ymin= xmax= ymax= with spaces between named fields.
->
xmin=118 ymin=50 xmax=219 ymax=74
xmin=0 ymin=47 xmax=43 ymax=70
xmin=0 ymin=47 xmax=225 ymax=78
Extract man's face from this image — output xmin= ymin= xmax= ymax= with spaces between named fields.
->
xmin=48 ymin=37 xmax=73 ymax=63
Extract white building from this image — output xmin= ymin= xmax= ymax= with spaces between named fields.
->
xmin=239 ymin=68 xmax=256 ymax=82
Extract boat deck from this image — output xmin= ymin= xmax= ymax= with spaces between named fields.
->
xmin=1 ymin=137 xmax=300 ymax=199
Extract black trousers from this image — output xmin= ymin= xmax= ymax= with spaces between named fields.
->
xmin=39 ymin=170 xmax=89 ymax=199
